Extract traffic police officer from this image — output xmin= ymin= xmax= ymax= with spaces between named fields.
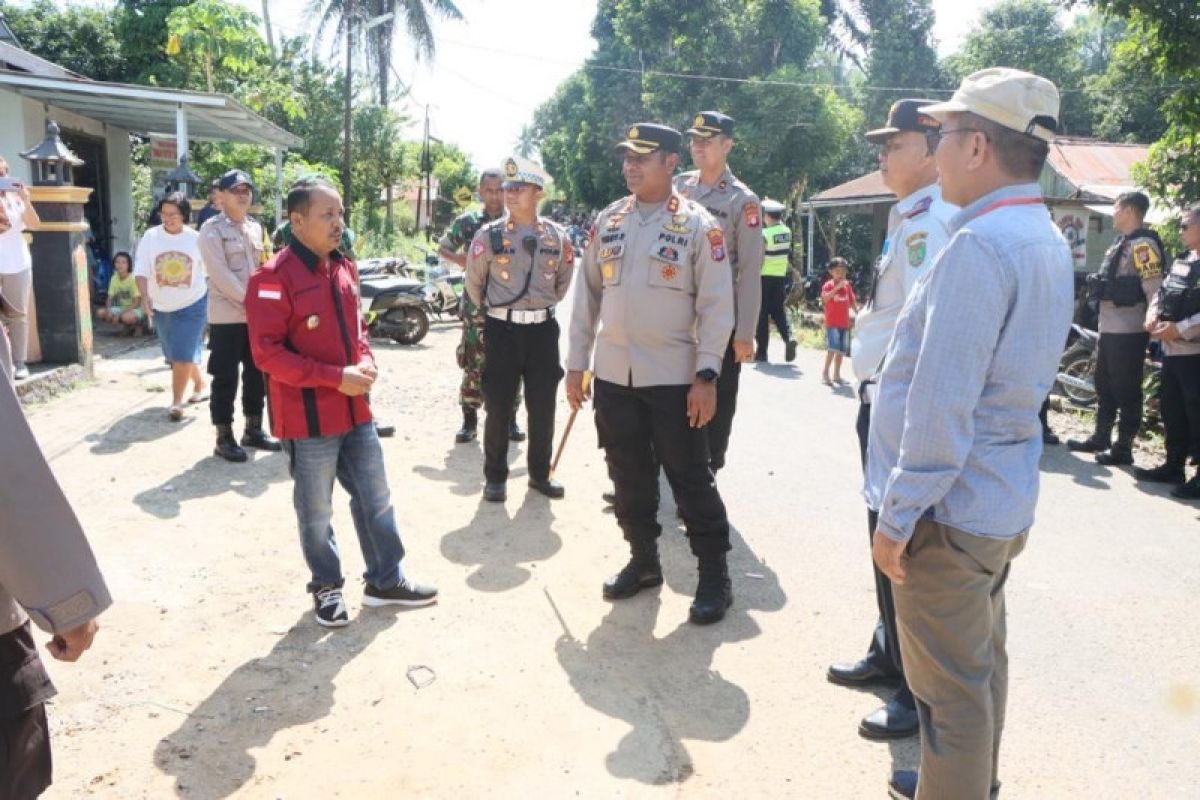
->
xmin=1068 ymin=191 xmax=1164 ymax=465
xmin=756 ymin=198 xmax=797 ymax=362
xmin=439 ymin=168 xmax=524 ymax=445
xmin=674 ymin=111 xmax=764 ymax=472
xmin=199 ymin=169 xmax=282 ymax=462
xmin=1137 ymin=203 xmax=1200 ymax=499
xmin=828 ymin=99 xmax=955 ymax=741
xmin=465 ymin=156 xmax=574 ymax=502
xmin=567 ymin=123 xmax=737 ymax=625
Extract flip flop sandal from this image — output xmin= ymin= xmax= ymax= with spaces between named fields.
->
xmin=187 ymin=392 xmax=210 ymax=404
xmin=168 ymin=405 xmax=185 ymax=422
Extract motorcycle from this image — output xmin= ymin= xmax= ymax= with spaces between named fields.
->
xmin=1055 ymin=323 xmax=1098 ymax=406
xmin=359 ymin=260 xmax=431 ymax=345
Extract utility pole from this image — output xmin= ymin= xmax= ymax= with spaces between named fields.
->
xmin=423 ymin=105 xmax=432 ymax=241
xmin=342 ymin=0 xmax=354 ymax=227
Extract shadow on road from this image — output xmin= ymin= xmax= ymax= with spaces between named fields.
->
xmin=87 ymin=407 xmax=189 ymax=455
xmin=753 ymin=362 xmax=802 ymax=380
xmin=555 ymin=518 xmax=785 ymax=785
xmin=412 ymin=440 xmax=489 ymax=497
xmin=440 ymin=492 xmax=562 ymax=592
xmin=133 ymin=452 xmax=289 ymax=519
xmin=1038 ymin=444 xmax=1113 ymax=489
xmin=153 ymin=609 xmax=401 ymax=799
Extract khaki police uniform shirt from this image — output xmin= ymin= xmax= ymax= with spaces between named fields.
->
xmin=465 ymin=216 xmax=575 ymax=312
xmin=851 ymin=183 xmax=956 ymax=385
xmin=1098 ymin=233 xmax=1164 ymax=335
xmin=568 ymin=192 xmax=735 ymax=386
xmin=199 ymin=213 xmax=268 ymax=325
xmin=1 ymin=336 xmax=112 ymax=636
xmin=674 ymin=168 xmax=764 ymax=342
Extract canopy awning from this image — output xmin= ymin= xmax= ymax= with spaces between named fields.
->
xmin=0 ymin=68 xmax=302 ymax=149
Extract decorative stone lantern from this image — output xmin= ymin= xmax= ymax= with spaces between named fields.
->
xmin=19 ymin=120 xmax=83 ymax=186
xmin=165 ymin=154 xmax=201 ymax=199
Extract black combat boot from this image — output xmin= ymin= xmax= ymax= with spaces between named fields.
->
xmin=1096 ymin=442 xmax=1133 ymax=466
xmin=241 ymin=416 xmax=282 ymax=451
xmin=1171 ymin=472 xmax=1200 ymax=500
xmin=689 ymin=553 xmax=733 ymax=625
xmin=1066 ymin=435 xmax=1109 ymax=453
xmin=509 ymin=417 xmax=527 ymax=442
xmin=1134 ymin=461 xmax=1185 ymax=483
xmin=455 ymin=407 xmax=478 ymax=444
xmin=602 ymin=542 xmax=663 ymax=600
xmin=214 ymin=424 xmax=248 ymax=463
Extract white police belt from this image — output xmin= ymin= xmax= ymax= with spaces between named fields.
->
xmin=487 ymin=306 xmax=555 ymax=324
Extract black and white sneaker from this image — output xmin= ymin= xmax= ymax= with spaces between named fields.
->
xmin=362 ymin=579 xmax=439 ymax=608
xmin=313 ymin=586 xmax=350 ymax=627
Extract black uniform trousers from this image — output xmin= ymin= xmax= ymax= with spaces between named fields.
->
xmin=1160 ymin=354 xmax=1200 ymax=468
xmin=856 ymin=400 xmax=915 ymax=710
xmin=208 ymin=323 xmax=266 ymax=426
xmin=0 ymin=623 xmax=55 ymax=800
xmin=1093 ymin=331 xmax=1149 ymax=446
xmin=755 ymin=275 xmax=792 ymax=356
xmin=706 ymin=337 xmax=741 ymax=472
xmin=481 ymin=316 xmax=562 ymax=484
xmin=595 ymin=378 xmax=731 ymax=559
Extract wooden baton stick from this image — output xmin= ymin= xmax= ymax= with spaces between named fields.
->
xmin=550 ymin=371 xmax=592 ymax=478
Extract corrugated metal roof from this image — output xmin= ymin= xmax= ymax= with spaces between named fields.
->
xmin=807 ymin=138 xmax=1150 ymax=208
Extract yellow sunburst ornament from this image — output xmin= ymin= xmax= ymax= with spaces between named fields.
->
xmin=628 ymin=126 xmax=640 ymax=139
xmin=694 ymin=115 xmax=705 ymax=128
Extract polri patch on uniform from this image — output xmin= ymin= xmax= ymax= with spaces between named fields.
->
xmin=707 ymin=228 xmax=726 ymax=262
xmin=906 ymin=232 xmax=928 ymax=268
xmin=744 ymin=203 xmax=761 ymax=229
xmin=657 ymin=245 xmax=680 ymax=261
xmin=470 ymin=240 xmax=485 ymax=258
xmin=1132 ymin=242 xmax=1162 ymax=278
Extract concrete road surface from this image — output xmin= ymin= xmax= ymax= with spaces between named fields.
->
xmin=22 ymin=313 xmax=1200 ymax=798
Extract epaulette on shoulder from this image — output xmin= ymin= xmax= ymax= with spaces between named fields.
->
xmin=904 ymin=196 xmax=933 ymax=220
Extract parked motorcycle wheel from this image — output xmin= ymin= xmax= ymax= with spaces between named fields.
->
xmin=1055 ymin=344 xmax=1096 ymax=407
xmin=386 ymin=307 xmax=430 ymax=345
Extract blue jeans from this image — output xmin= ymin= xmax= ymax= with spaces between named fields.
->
xmin=283 ymin=422 xmax=405 ymax=593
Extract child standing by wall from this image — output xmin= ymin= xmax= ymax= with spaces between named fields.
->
xmin=821 ymin=257 xmax=857 ymax=385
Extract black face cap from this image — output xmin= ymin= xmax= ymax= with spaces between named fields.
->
xmin=217 ymin=168 xmax=254 ymax=192
xmin=686 ymin=111 xmax=734 ymax=139
xmin=615 ymin=123 xmax=683 ymax=155
xmin=865 ymin=99 xmax=942 ymax=144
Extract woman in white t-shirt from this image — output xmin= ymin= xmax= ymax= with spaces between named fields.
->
xmin=134 ymin=192 xmax=208 ymax=421
xmin=0 ymin=156 xmax=42 ymax=381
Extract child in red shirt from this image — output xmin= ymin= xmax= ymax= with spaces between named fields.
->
xmin=820 ymin=257 xmax=857 ymax=385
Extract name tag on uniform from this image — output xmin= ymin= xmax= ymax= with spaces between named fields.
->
xmin=1171 ymin=262 xmax=1191 ymax=276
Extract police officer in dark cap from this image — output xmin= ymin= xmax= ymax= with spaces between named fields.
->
xmin=567 ymin=123 xmax=738 ymax=625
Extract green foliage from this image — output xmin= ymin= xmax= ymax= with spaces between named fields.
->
xmin=0 ymin=0 xmax=129 ymax=81
xmin=115 ymin=0 xmax=193 ymax=85
xmin=857 ymin=0 xmax=944 ymax=127
xmin=166 ymin=0 xmax=267 ymax=93
xmin=533 ymin=0 xmax=855 ymax=208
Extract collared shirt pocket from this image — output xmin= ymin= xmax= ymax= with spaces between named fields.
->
xmin=647 ymin=245 xmax=692 ymax=292
xmin=598 ymin=243 xmax=624 ymax=287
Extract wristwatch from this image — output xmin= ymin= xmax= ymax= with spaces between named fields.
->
xmin=696 ymin=368 xmax=719 ymax=384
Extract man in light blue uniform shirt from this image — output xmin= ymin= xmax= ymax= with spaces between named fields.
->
xmin=865 ymin=68 xmax=1074 ymax=800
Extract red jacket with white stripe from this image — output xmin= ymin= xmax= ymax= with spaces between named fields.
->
xmin=245 ymin=240 xmax=375 ymax=440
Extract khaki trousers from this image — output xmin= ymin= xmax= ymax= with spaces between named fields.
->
xmin=0 ymin=269 xmax=31 ymax=367
xmin=894 ymin=519 xmax=1028 ymax=800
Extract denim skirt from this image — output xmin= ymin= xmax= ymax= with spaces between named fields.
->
xmin=155 ymin=294 xmax=208 ymax=364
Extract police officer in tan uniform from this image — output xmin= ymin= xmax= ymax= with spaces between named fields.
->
xmin=1 ymin=328 xmax=111 ymax=795
xmin=567 ymin=123 xmax=737 ymax=625
xmin=199 ymin=169 xmax=281 ymax=462
xmin=674 ymin=111 xmax=765 ymax=471
xmin=466 ymin=157 xmax=574 ymax=503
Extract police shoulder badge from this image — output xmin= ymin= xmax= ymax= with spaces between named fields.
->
xmin=707 ymin=228 xmax=726 ymax=262
xmin=1132 ymin=242 xmax=1162 ymax=278
xmin=470 ymin=240 xmax=485 ymax=258
xmin=744 ymin=203 xmax=761 ymax=229
xmin=906 ymin=232 xmax=928 ymax=268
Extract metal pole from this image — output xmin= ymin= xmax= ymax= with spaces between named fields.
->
xmin=175 ymin=103 xmax=189 ymax=164
xmin=342 ymin=0 xmax=354 ymax=227
xmin=274 ymin=147 xmax=284 ymax=227
xmin=423 ymin=105 xmax=431 ymax=241
xmin=806 ymin=203 xmax=815 ymax=277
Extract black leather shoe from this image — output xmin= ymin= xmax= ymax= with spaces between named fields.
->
xmin=859 ymin=697 xmax=920 ymax=741
xmin=1171 ymin=475 xmax=1200 ymax=500
xmin=1134 ymin=463 xmax=1185 ymax=483
xmin=456 ymin=408 xmax=478 ymax=444
xmin=1066 ymin=437 xmax=1108 ymax=453
xmin=601 ymin=491 xmax=617 ymax=505
xmin=1096 ymin=445 xmax=1133 ymax=466
xmin=754 ymin=351 xmax=767 ymax=363
xmin=888 ymin=770 xmax=918 ymax=800
xmin=374 ymin=421 xmax=396 ymax=438
xmin=214 ymin=425 xmax=248 ymax=463
xmin=1042 ymin=430 xmax=1060 ymax=446
xmin=827 ymin=659 xmax=900 ymax=688
xmin=785 ymin=340 xmax=798 ymax=363
xmin=603 ymin=557 xmax=663 ymax=600
xmin=528 ymin=477 xmax=565 ymax=499
xmin=509 ymin=420 xmax=526 ymax=442
xmin=483 ymin=482 xmax=506 ymax=502
xmin=689 ymin=555 xmax=732 ymax=625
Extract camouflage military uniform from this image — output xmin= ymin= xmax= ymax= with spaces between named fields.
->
xmin=440 ymin=209 xmax=519 ymax=411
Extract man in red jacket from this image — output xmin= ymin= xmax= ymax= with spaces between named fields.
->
xmin=246 ymin=178 xmax=437 ymax=627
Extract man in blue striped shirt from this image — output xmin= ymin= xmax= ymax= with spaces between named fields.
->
xmin=864 ymin=68 xmax=1074 ymax=800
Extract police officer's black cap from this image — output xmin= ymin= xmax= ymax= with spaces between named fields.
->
xmin=865 ymin=99 xmax=942 ymax=144
xmin=686 ymin=111 xmax=734 ymax=139
xmin=615 ymin=123 xmax=682 ymax=155
xmin=217 ymin=168 xmax=254 ymax=191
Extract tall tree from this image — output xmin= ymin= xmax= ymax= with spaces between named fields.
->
xmin=0 ymin=0 xmax=129 ymax=82
xmin=856 ymin=0 xmax=944 ymax=129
